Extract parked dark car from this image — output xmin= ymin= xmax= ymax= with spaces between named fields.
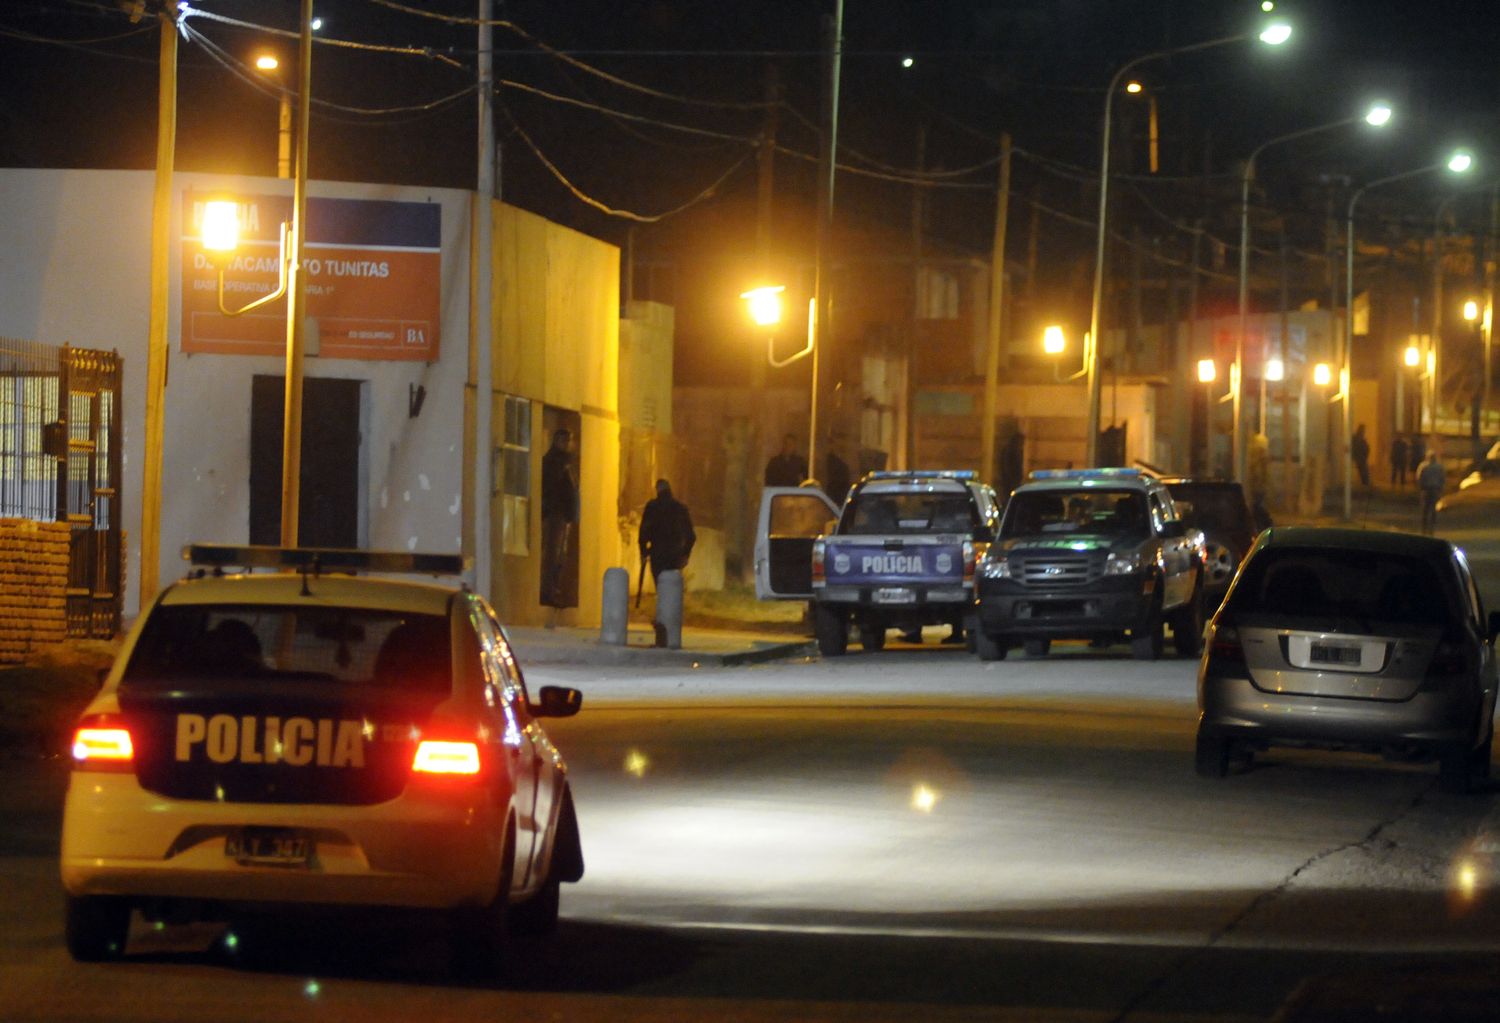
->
xmin=1161 ymin=478 xmax=1264 ymax=601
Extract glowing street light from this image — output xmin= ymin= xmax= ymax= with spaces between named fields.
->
xmin=1235 ymin=101 xmax=1393 ymax=488
xmin=1087 ymin=19 xmax=1292 ymax=466
xmin=253 ymin=51 xmax=292 ymax=179
xmin=1125 ymin=80 xmax=1143 ymax=94
xmin=1403 ymin=344 xmax=1421 ymax=368
xmin=1197 ymin=359 xmax=1217 ymax=384
xmin=1042 ymin=324 xmax=1066 ymax=355
xmin=1341 ymin=149 xmax=1475 ymax=517
xmin=1265 ymin=357 xmax=1285 ymax=382
xmin=200 ymin=200 xmax=240 ymax=253
xmin=1464 ymin=299 xmax=1480 ymax=322
xmin=741 ymin=284 xmax=785 ymax=327
xmin=1313 ymin=362 xmax=1333 ymax=388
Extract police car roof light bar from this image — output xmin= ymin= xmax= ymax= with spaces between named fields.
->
xmin=865 ymin=470 xmax=977 ymax=481
xmin=1027 ymin=468 xmax=1144 ymax=481
xmin=183 ymin=544 xmax=469 ymax=577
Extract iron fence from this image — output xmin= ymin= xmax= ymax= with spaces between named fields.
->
xmin=0 ymin=337 xmax=123 ymax=637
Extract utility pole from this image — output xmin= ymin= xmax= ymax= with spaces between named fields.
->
xmin=980 ymin=134 xmax=1012 ymax=486
xmin=139 ymin=0 xmax=178 ymax=609
xmin=467 ymin=0 xmax=495 ymax=597
xmin=809 ymin=0 xmax=844 ymax=481
xmin=906 ymin=121 xmax=926 ymax=469
xmin=277 ymin=0 xmax=315 ymax=546
xmin=755 ymin=64 xmax=779 ymax=273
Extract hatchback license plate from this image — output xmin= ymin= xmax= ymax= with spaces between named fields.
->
xmin=874 ymin=587 xmax=916 ymax=605
xmin=227 ymin=828 xmax=311 ymax=865
xmin=1309 ymin=643 xmax=1361 ymax=666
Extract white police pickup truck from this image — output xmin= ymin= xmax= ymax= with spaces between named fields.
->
xmin=754 ymin=471 xmax=1000 ymax=656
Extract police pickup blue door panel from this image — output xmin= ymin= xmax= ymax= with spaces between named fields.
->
xmin=822 ymin=537 xmax=967 ymax=588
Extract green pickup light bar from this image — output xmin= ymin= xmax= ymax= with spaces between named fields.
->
xmin=183 ymin=544 xmax=469 ymax=577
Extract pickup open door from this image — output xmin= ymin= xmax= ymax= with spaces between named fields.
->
xmin=754 ymin=486 xmax=840 ymax=600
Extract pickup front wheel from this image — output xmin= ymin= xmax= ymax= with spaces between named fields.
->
xmin=973 ymin=629 xmax=1008 ymax=661
xmin=814 ymin=604 xmax=849 ymax=657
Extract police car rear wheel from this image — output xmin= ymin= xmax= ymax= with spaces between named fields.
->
xmin=449 ymin=820 xmax=516 ymax=979
xmin=814 ymin=605 xmax=848 ymax=657
xmin=65 ymin=894 xmax=131 ymax=962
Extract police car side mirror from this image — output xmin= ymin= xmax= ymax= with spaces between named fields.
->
xmin=533 ymin=685 xmax=583 ymax=718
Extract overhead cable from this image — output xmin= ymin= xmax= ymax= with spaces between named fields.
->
xmin=504 ymin=110 xmax=753 ymax=222
xmin=181 ymin=5 xmax=466 ymax=69
xmin=364 ymin=0 xmax=773 ymax=110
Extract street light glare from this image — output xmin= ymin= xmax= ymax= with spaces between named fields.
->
xmin=1125 ymin=81 xmax=1143 ymax=94
xmin=1042 ymin=325 xmax=1066 ymax=355
xmin=1258 ymin=21 xmax=1292 ymax=45
xmin=901 ymin=56 xmax=914 ymax=69
xmin=201 ymin=201 xmax=240 ymax=253
xmin=1365 ymin=103 xmax=1392 ymax=127
xmin=1403 ymin=345 xmax=1420 ymax=368
xmin=1464 ymin=299 xmax=1480 ymax=322
xmin=1448 ymin=150 xmax=1474 ymax=173
xmin=1313 ymin=362 xmax=1333 ymax=387
xmin=741 ymin=285 xmax=786 ymax=327
xmin=254 ymin=54 xmax=279 ymax=71
xmin=1197 ymin=359 xmax=1217 ymax=384
xmin=1261 ymin=0 xmax=1275 ymax=10
xmin=310 ymin=16 xmax=324 ymax=31
xmin=1265 ymin=357 xmax=1285 ymax=382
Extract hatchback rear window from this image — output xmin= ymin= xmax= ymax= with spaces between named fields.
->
xmin=1226 ymin=548 xmax=1454 ymax=626
xmin=122 ymin=604 xmax=452 ymax=692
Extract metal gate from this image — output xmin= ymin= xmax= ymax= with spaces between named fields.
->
xmin=0 ymin=339 xmax=123 ymax=637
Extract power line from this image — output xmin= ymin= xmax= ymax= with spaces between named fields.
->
xmin=503 ymin=107 xmax=753 ymax=223
xmin=364 ymin=0 xmax=773 ymax=111
xmin=181 ymin=6 xmax=466 ymax=70
xmin=499 ymin=80 xmax=757 ymax=147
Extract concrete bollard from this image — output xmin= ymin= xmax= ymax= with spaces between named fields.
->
xmin=654 ymin=569 xmax=683 ymax=649
xmin=600 ymin=567 xmax=629 ymax=646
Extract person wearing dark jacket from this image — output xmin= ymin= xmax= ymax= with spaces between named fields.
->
xmin=764 ymin=434 xmax=809 ymax=488
xmin=639 ymin=479 xmax=696 ymax=583
xmin=1350 ymin=423 xmax=1371 ymax=488
xmin=540 ymin=428 xmax=578 ymax=609
xmin=1390 ymin=433 xmax=1409 ymax=486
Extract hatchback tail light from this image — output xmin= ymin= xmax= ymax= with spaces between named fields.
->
xmin=1429 ymin=641 xmax=1469 ymax=678
xmin=1209 ymin=624 xmax=1244 ymax=665
xmin=72 ymin=717 xmax=134 ymax=771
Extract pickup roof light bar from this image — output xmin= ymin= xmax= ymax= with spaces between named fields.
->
xmin=864 ymin=470 xmax=977 ymax=481
xmin=183 ymin=544 xmax=469 ymax=577
xmin=1028 ymin=468 xmax=1144 ymax=481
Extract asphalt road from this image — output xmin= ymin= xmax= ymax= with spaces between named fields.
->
xmin=3 ymin=642 xmax=1498 ymax=1023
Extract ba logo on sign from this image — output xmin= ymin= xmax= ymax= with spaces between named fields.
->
xmin=175 ymin=714 xmax=366 ymax=768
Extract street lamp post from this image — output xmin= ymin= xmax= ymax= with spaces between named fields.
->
xmin=1342 ymin=150 xmax=1474 ymax=518
xmin=1234 ymin=103 xmax=1391 ymax=490
xmin=1087 ymin=19 xmax=1291 ymax=467
xmin=253 ymin=53 xmax=291 ymax=179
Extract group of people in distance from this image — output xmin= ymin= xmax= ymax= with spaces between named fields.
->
xmin=1348 ymin=423 xmax=1447 ymax=535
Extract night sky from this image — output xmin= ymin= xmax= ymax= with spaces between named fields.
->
xmin=3 ymin=1 xmax=1498 ymax=272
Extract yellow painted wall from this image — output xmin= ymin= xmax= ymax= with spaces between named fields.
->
xmin=490 ymin=202 xmax=621 ymax=627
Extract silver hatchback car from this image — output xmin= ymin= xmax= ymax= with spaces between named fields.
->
xmin=1196 ymin=527 xmax=1497 ymax=792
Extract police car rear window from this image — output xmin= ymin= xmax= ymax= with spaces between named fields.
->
xmin=843 ymin=493 xmax=974 ymax=534
xmin=122 ymin=605 xmax=452 ymax=693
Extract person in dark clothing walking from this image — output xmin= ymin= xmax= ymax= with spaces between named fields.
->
xmin=540 ymin=428 xmax=578 ymax=610
xmin=764 ymin=434 xmax=809 ymax=488
xmin=1418 ymin=451 xmax=1446 ymax=535
xmin=1409 ymin=434 xmax=1426 ymax=479
xmin=639 ymin=479 xmax=696 ymax=584
xmin=1390 ymin=434 xmax=1409 ymax=486
xmin=1350 ymin=423 xmax=1371 ymax=487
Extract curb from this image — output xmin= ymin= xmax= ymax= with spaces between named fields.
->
xmin=511 ymin=637 xmax=814 ymax=669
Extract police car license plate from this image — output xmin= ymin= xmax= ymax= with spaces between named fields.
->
xmin=226 ymin=828 xmax=312 ymax=865
xmin=874 ymin=587 xmax=916 ymax=604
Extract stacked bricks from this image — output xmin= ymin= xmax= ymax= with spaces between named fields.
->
xmin=0 ymin=518 xmax=70 ymax=664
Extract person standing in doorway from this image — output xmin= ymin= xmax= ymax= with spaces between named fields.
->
xmin=1350 ymin=423 xmax=1371 ymax=488
xmin=1418 ymin=450 xmax=1446 ymax=535
xmin=540 ymin=428 xmax=578 ymax=616
xmin=764 ymin=434 xmax=809 ymax=488
xmin=639 ymin=479 xmax=696 ymax=584
xmin=1389 ymin=433 xmax=1409 ymax=487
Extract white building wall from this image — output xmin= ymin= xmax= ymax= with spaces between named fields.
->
xmin=0 ymin=169 xmax=472 ymax=615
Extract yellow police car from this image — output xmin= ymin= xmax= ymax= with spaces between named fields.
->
xmin=61 ymin=545 xmax=583 ymax=975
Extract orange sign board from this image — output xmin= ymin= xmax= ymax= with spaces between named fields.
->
xmin=181 ymin=191 xmax=441 ymax=361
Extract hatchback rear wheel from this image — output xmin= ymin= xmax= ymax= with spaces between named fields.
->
xmin=64 ymin=895 xmax=131 ymax=962
xmin=1194 ymin=727 xmax=1230 ymax=778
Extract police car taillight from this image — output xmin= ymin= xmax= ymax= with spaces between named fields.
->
xmin=412 ymin=740 xmax=482 ymax=775
xmin=811 ymin=539 xmax=826 ymax=587
xmin=72 ymin=719 xmax=134 ymax=769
